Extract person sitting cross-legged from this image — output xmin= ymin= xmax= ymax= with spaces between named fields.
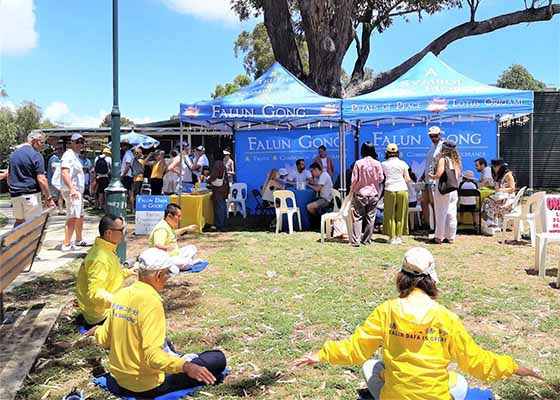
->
xmin=149 ymin=203 xmax=198 ymax=269
xmin=76 ymin=214 xmax=135 ymax=328
xmin=87 ymin=248 xmax=227 ymax=398
xmin=294 ymin=247 xmax=543 ymax=400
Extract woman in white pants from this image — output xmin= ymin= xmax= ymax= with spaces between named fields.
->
xmin=429 ymin=141 xmax=461 ymax=244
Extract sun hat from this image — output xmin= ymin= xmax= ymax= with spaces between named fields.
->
xmin=401 ymin=247 xmax=439 ymax=283
xmin=195 ymin=145 xmax=205 ymax=152
xmin=278 ymin=168 xmax=289 ymax=176
xmin=137 ymin=248 xmax=179 ymax=275
xmin=462 ymin=170 xmax=475 ymax=180
xmin=102 ymin=147 xmax=111 ymax=155
xmin=386 ymin=143 xmax=399 ymax=153
xmin=428 ymin=126 xmax=443 ymax=136
xmin=71 ymin=133 xmax=84 ymax=142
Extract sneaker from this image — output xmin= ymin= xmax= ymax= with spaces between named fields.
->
xmin=388 ymin=238 xmax=398 ymax=245
xmin=395 ymin=237 xmax=403 ymax=244
xmin=74 ymin=240 xmax=90 ymax=247
xmin=61 ymin=242 xmax=76 ymax=252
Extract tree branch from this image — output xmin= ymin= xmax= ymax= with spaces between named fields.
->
xmin=346 ymin=3 xmax=560 ymax=97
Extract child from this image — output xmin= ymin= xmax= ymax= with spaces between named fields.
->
xmin=199 ymin=166 xmax=211 ymax=184
xmin=458 ymin=170 xmax=478 ymax=225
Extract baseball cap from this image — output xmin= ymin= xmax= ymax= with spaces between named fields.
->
xmin=175 ymin=141 xmax=190 ymax=149
xmin=102 ymin=147 xmax=111 ymax=155
xmin=428 ymin=126 xmax=443 ymax=136
xmin=386 ymin=143 xmax=398 ymax=153
xmin=137 ymin=248 xmax=179 ymax=275
xmin=195 ymin=145 xmax=205 ymax=152
xmin=223 ymin=150 xmax=231 ymax=155
xmin=71 ymin=133 xmax=84 ymax=142
xmin=278 ymin=168 xmax=288 ymax=176
xmin=401 ymin=247 xmax=439 ymax=283
xmin=442 ymin=140 xmax=456 ymax=149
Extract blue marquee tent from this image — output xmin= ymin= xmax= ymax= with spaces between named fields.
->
xmin=343 ymin=52 xmax=534 ymax=123
xmin=179 ymin=62 xmax=342 ymax=128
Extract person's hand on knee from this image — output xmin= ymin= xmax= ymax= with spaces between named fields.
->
xmin=183 ymin=362 xmax=216 ymax=385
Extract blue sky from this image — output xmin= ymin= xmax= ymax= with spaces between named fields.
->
xmin=0 ymin=0 xmax=558 ymax=126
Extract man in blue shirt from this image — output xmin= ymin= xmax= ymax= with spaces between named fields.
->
xmin=8 ymin=131 xmax=55 ymax=226
xmin=48 ymin=145 xmax=65 ymax=215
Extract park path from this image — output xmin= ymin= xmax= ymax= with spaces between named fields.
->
xmin=0 ymin=199 xmax=100 ymax=291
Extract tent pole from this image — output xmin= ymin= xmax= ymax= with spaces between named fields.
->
xmin=179 ymin=121 xmax=183 ymax=199
xmin=529 ymin=113 xmax=534 ymax=191
xmin=496 ymin=119 xmax=500 ymax=158
xmin=355 ymin=120 xmax=361 ymax=164
xmin=338 ymin=121 xmax=346 ymax=197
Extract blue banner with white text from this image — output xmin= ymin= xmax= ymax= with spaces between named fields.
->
xmin=358 ymin=121 xmax=497 ymax=179
xmin=236 ymin=127 xmax=354 ymax=214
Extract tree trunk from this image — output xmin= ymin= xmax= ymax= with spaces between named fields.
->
xmin=346 ymin=3 xmax=560 ymax=97
xmin=262 ymin=0 xmax=304 ymax=79
xmin=298 ymin=0 xmax=354 ymax=97
xmin=350 ymin=22 xmax=373 ymax=83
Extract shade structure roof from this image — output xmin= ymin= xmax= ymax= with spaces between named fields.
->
xmin=343 ymin=52 xmax=534 ymax=123
xmin=179 ymin=62 xmax=342 ymax=130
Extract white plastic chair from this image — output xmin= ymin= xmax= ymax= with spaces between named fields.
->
xmin=497 ymin=186 xmax=527 ymax=235
xmin=273 ymin=190 xmax=302 ymax=234
xmin=408 ymin=187 xmax=422 ymax=231
xmin=331 ymin=189 xmax=342 ymax=212
xmin=503 ymin=191 xmax=545 ymax=246
xmin=321 ymin=193 xmax=353 ymax=243
xmin=226 ymin=183 xmax=247 ymax=219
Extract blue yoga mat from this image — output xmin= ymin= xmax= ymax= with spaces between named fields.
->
xmin=78 ymin=326 xmax=88 ymax=335
xmin=357 ymin=387 xmax=493 ymax=400
xmin=182 ymin=261 xmax=209 ymax=273
xmin=94 ymin=370 xmax=228 ymax=400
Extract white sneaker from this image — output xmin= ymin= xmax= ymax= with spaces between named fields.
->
xmin=395 ymin=237 xmax=403 ymax=244
xmin=74 ymin=240 xmax=90 ymax=247
xmin=387 ymin=239 xmax=398 ymax=245
xmin=61 ymin=242 xmax=76 ymax=252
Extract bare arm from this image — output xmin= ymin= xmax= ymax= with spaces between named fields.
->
xmin=498 ymin=173 xmax=516 ymax=193
xmin=403 ymin=168 xmax=411 ymax=184
xmin=429 ymin=158 xmax=445 ymax=180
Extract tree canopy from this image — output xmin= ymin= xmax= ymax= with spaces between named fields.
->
xmin=230 ymin=0 xmax=560 ymax=97
xmin=497 ymin=64 xmax=546 ymax=91
xmin=211 ymin=74 xmax=252 ymax=98
xmin=99 ymin=113 xmax=135 ymax=128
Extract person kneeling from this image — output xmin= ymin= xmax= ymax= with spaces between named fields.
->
xmin=149 ymin=203 xmax=198 ymax=270
xmin=294 ymin=247 xmax=542 ymax=400
xmin=87 ymin=248 xmax=226 ymax=398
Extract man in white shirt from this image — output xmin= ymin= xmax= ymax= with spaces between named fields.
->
xmin=168 ymin=143 xmax=194 ymax=193
xmin=307 ymin=162 xmax=333 ymax=218
xmin=474 ymin=158 xmax=494 ymax=188
xmin=192 ymin=146 xmax=209 ymax=181
xmin=60 ymin=133 xmax=87 ymax=251
xmin=287 ymin=159 xmax=312 ymax=188
xmin=420 ymin=126 xmax=443 ymax=229
xmin=120 ymin=139 xmax=134 ymax=211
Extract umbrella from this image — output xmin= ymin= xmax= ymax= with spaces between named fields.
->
xmin=108 ymin=131 xmax=160 ymax=148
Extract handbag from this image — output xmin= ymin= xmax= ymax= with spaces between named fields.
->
xmin=437 ymin=158 xmax=459 ymax=195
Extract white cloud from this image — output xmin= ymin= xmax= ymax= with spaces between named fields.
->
xmin=44 ymin=101 xmax=153 ymax=127
xmin=161 ymin=0 xmax=238 ymax=23
xmin=0 ymin=99 xmax=17 ymax=112
xmin=0 ymin=0 xmax=38 ymax=55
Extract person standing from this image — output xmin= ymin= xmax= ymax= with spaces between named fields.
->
xmin=429 ymin=141 xmax=462 ymax=244
xmin=350 ymin=142 xmax=384 ymax=246
xmin=192 ymin=146 xmax=209 ymax=182
xmin=132 ymin=147 xmax=145 ymax=205
xmin=8 ymin=131 xmax=55 ymax=226
xmin=93 ymin=148 xmax=112 ymax=210
xmin=145 ymin=150 xmax=165 ymax=195
xmin=79 ymin=149 xmax=93 ymax=198
xmin=382 ymin=144 xmax=411 ymax=245
xmin=168 ymin=144 xmax=195 ymax=193
xmin=314 ymin=145 xmax=334 ymax=178
xmin=60 ymin=133 xmax=87 ymax=251
xmin=120 ymin=139 xmax=134 ymax=211
xmin=208 ymin=160 xmax=229 ymax=230
xmin=48 ymin=145 xmax=65 ymax=215
xmin=421 ymin=126 xmax=443 ymax=230
xmin=223 ymin=148 xmax=235 ymax=185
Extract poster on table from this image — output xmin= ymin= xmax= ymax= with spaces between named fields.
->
xmin=236 ymin=126 xmax=354 ymax=214
xmin=135 ymin=195 xmax=170 ymax=235
xmin=543 ymin=195 xmax=560 ymax=234
xmin=358 ymin=121 xmax=497 ymax=180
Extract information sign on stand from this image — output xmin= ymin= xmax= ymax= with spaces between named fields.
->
xmin=543 ymin=195 xmax=560 ymax=234
xmin=135 ymin=195 xmax=170 ymax=235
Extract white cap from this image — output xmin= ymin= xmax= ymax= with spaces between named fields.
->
xmin=195 ymin=145 xmax=205 ymax=152
xmin=428 ymin=126 xmax=443 ymax=136
xmin=223 ymin=150 xmax=231 ymax=155
xmin=401 ymin=247 xmax=439 ymax=283
xmin=138 ymin=248 xmax=179 ymax=274
xmin=278 ymin=168 xmax=288 ymax=176
xmin=71 ymin=133 xmax=84 ymax=142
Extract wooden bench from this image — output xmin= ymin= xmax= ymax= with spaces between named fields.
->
xmin=0 ymin=209 xmax=50 ymax=322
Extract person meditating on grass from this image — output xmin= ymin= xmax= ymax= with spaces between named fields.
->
xmin=294 ymin=247 xmax=542 ymax=400
xmin=76 ymin=214 xmax=136 ymax=328
xmin=149 ymin=203 xmax=199 ymax=270
xmin=86 ymin=248 xmax=227 ymax=398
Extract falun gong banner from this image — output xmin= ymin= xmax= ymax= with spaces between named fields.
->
xmin=359 ymin=121 xmax=497 ymax=179
xmin=236 ymin=127 xmax=354 ymax=213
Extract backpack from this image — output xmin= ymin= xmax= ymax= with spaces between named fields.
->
xmin=132 ymin=158 xmax=144 ymax=177
xmin=94 ymin=156 xmax=109 ymax=175
xmin=438 ymin=158 xmax=459 ymax=195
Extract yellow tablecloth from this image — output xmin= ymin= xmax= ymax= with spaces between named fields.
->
xmin=169 ymin=193 xmax=214 ymax=232
xmin=461 ymin=187 xmax=495 ymax=224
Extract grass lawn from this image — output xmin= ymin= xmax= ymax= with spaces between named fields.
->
xmin=10 ymin=229 xmax=560 ymax=400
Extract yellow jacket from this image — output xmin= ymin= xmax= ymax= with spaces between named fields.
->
xmin=148 ymin=219 xmax=179 ymax=256
xmin=76 ymin=237 xmax=132 ymax=324
xmin=95 ymin=281 xmax=185 ymax=393
xmin=318 ymin=289 xmax=518 ymax=400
